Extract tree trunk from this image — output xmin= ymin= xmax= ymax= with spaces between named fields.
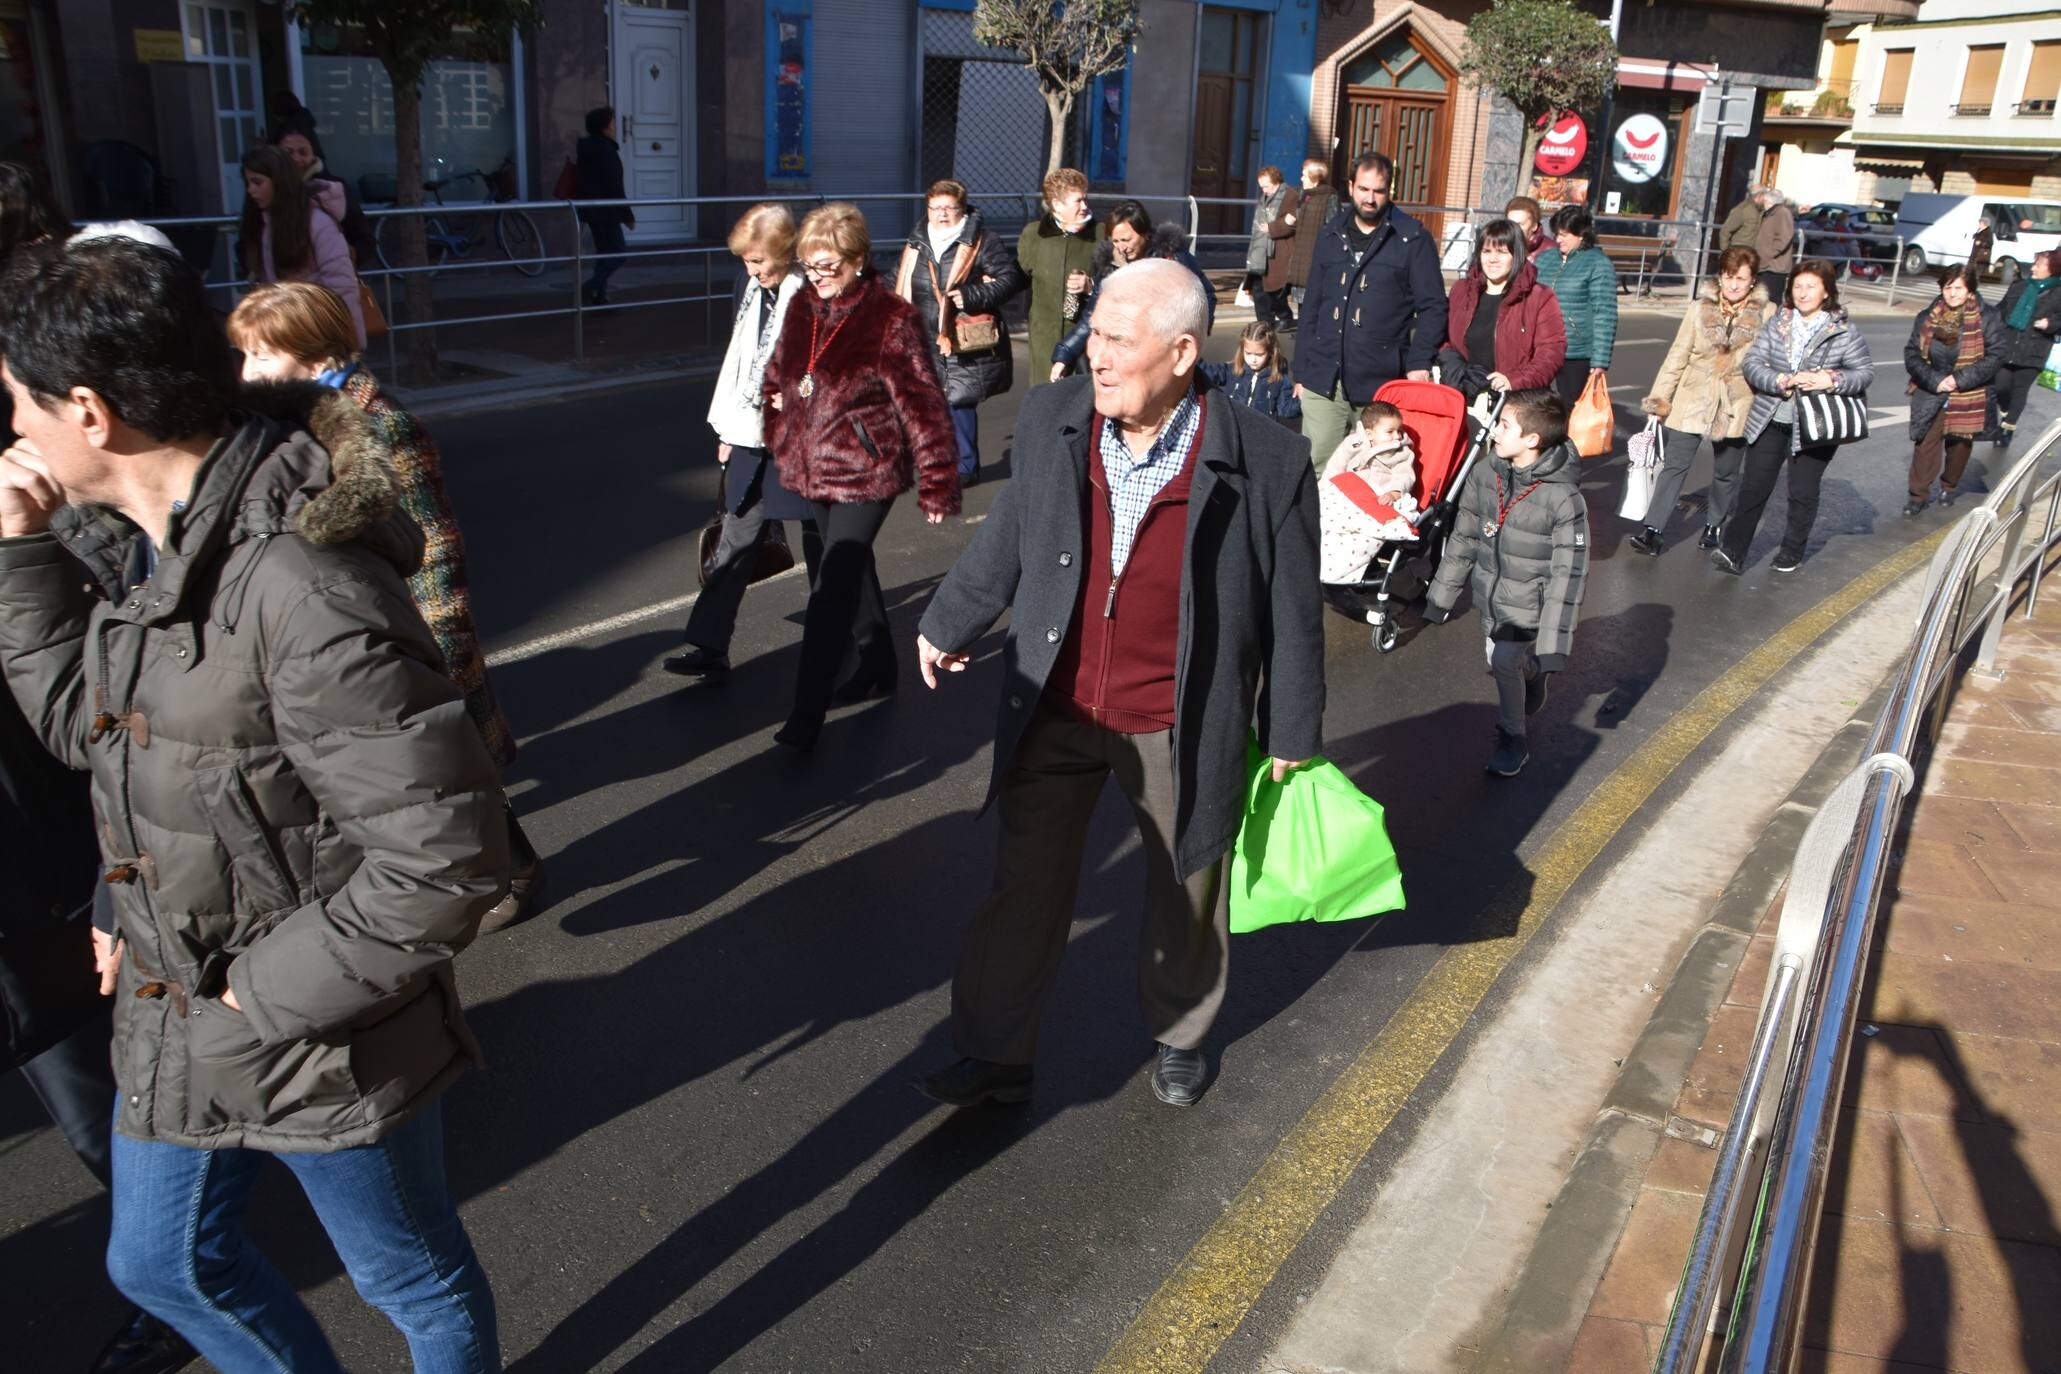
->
xmin=1043 ymin=88 xmax=1075 ymax=178
xmin=1516 ymin=119 xmax=1546 ymax=199
xmin=388 ymin=73 xmax=437 ymax=378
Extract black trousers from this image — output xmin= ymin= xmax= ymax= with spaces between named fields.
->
xmin=787 ymin=498 xmax=894 ymax=731
xmin=1721 ymin=423 xmax=1836 ymax=565
xmin=1758 ymin=270 xmax=1789 ymax=308
xmin=684 ymin=451 xmax=824 ymax=654
xmin=1997 ymin=364 xmax=2041 ymax=431
xmin=1554 ymin=355 xmax=1591 ymax=405
xmin=1253 ymin=285 xmax=1294 ymax=329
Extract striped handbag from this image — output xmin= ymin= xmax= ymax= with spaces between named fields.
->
xmin=1795 ymin=391 xmax=1869 ymax=446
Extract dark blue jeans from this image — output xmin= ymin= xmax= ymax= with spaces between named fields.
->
xmin=107 ymin=1102 xmax=496 ymax=1374
xmin=584 ymin=215 xmax=627 ymax=298
xmin=951 ymin=405 xmax=980 ymax=478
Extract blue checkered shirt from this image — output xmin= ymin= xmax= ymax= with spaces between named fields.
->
xmin=1098 ymin=387 xmax=1203 ymax=575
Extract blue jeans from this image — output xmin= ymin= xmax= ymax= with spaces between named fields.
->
xmin=584 ymin=215 xmax=626 ymax=297
xmin=951 ymin=406 xmax=980 ymax=478
xmin=107 ymin=1103 xmax=497 ymax=1374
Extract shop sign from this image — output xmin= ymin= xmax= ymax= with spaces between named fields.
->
xmin=1534 ymin=113 xmax=1587 ymax=177
xmin=1612 ymin=114 xmax=1670 ymax=184
xmin=134 ymin=28 xmax=185 ymax=63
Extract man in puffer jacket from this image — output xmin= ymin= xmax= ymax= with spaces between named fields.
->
xmin=0 ymin=237 xmax=507 ymax=1373
xmin=1425 ymin=390 xmax=1590 ymax=778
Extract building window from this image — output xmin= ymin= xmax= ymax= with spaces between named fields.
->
xmin=1955 ymin=44 xmax=2004 ymax=116
xmin=2023 ymin=41 xmax=2061 ymax=116
xmin=766 ymin=10 xmax=812 ymax=180
xmin=1598 ymin=96 xmax=1680 ymax=220
xmin=1087 ymin=65 xmax=1129 ymax=182
xmin=298 ymin=22 xmax=516 ymax=203
xmin=1875 ymin=48 xmax=1912 ymax=114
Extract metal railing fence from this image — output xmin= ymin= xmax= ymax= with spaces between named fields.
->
xmin=1654 ymin=417 xmax=2061 ymax=1373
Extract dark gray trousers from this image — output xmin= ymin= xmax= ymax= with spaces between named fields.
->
xmin=1646 ymin=428 xmax=1747 ymax=532
xmin=952 ymin=705 xmax=1229 ymax=1065
xmin=1487 ymin=635 xmax=1540 ymax=738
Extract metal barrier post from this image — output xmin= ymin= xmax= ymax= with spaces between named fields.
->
xmin=570 ymin=202 xmax=585 ymax=364
xmin=1188 ymin=195 xmax=1200 ymax=255
xmin=1887 ymin=236 xmax=1903 ymax=308
xmin=2032 ymin=479 xmax=2061 ymax=619
xmin=1975 ymin=505 xmax=2031 ymax=676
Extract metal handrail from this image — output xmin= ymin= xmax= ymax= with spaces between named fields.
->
xmin=1654 ymin=418 xmax=2061 ymax=1373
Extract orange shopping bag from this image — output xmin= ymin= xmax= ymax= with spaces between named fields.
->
xmin=1569 ymin=368 xmax=1614 ymax=459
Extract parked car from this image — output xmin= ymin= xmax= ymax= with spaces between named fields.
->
xmin=1894 ymin=193 xmax=2061 ymax=286
xmin=1796 ymin=203 xmax=1896 ymax=280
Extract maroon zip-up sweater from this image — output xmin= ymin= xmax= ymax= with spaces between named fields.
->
xmin=1044 ymin=400 xmax=1208 ymax=732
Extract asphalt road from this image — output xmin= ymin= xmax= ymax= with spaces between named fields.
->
xmin=4 ymin=309 xmax=2056 ymax=1373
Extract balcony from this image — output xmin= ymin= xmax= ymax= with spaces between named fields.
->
xmin=2021 ymin=98 xmax=2059 ymax=116
xmin=1873 ymin=102 xmax=1904 ymax=115
xmin=1952 ymin=102 xmax=1995 ymax=116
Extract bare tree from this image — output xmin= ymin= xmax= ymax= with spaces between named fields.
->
xmin=287 ymin=2 xmax=543 ymax=376
xmin=973 ymin=0 xmax=1141 ymax=178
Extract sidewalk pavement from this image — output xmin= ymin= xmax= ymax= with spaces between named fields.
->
xmin=1498 ymin=548 xmax=2061 ymax=1373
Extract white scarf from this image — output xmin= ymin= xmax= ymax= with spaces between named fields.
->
xmin=707 ymin=271 xmax=802 ymax=448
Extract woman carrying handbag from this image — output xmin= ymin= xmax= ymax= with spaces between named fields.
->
xmin=1713 ymin=259 xmax=1874 ymax=576
xmin=665 ymin=203 xmax=823 ymax=682
xmin=1902 ymin=263 xmax=2007 ymax=516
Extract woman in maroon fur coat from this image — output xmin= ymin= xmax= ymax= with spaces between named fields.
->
xmin=764 ymin=201 xmax=960 ymax=751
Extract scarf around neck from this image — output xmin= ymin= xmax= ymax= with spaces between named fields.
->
xmin=2009 ymin=275 xmax=2058 ymax=330
xmin=1921 ymin=297 xmax=1988 ymax=436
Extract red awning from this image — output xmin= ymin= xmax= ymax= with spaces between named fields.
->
xmin=1616 ymin=59 xmax=1717 ymax=94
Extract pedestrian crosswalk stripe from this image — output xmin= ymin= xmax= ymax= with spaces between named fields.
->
xmin=1090 ymin=523 xmax=1954 ymax=1374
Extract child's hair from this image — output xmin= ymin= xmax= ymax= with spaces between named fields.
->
xmin=1360 ymin=399 xmax=1404 ymax=433
xmin=1236 ymin=321 xmax=1284 ymax=380
xmin=1503 ymin=390 xmax=1568 ymax=453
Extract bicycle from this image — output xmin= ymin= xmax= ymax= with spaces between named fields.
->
xmin=372 ymin=155 xmax=544 ymax=278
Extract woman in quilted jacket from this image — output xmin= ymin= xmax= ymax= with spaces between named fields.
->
xmin=764 ymin=202 xmax=960 ymax=752
xmin=1533 ymin=205 xmax=1617 ymax=404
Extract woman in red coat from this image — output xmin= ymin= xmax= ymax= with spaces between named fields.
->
xmin=764 ymin=202 xmax=960 ymax=752
xmin=1436 ymin=218 xmax=1568 ymax=404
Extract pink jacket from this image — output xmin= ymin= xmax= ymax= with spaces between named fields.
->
xmin=261 ymin=204 xmax=366 ymax=349
xmin=1324 ymin=428 xmax=1418 ymax=499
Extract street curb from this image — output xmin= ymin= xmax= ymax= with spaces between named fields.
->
xmin=1466 ymin=668 xmax=1898 ymax=1371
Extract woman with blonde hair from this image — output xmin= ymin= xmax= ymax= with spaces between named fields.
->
xmin=762 ymin=201 xmax=959 ymax=751
xmin=227 ymin=282 xmax=542 ymax=929
xmin=666 ymin=201 xmax=822 ymax=679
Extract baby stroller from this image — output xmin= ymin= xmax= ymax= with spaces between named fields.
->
xmin=1326 ymin=381 xmax=1505 ymax=652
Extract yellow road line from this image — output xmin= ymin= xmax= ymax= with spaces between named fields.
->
xmin=1094 ymin=529 xmax=1951 ymax=1374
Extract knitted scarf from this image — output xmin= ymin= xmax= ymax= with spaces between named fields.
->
xmin=2009 ymin=274 xmax=2058 ymax=330
xmin=1920 ymin=298 xmax=1987 ymax=437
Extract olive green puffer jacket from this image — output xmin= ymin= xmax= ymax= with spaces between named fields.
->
xmin=0 ymin=384 xmax=509 ymax=1152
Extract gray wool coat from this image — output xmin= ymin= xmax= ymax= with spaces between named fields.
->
xmin=1427 ymin=441 xmax=1590 ymax=667
xmin=0 ymin=384 xmax=509 ymax=1152
xmin=917 ymin=375 xmax=1326 ymax=879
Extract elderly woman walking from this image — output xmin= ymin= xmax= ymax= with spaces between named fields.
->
xmin=1633 ymin=247 xmax=1775 ymax=555
xmin=1713 ymin=259 xmax=1875 ymax=575
xmin=1533 ymin=205 xmax=1617 ymax=405
xmin=1017 ymin=167 xmax=1104 ymax=385
xmin=1903 ymin=264 xmax=2008 ymax=515
xmin=665 ymin=202 xmax=822 ymax=683
xmin=896 ymin=179 xmax=1026 ymax=485
xmin=764 ymin=203 xmax=960 ymax=752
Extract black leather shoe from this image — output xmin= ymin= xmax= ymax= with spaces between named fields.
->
xmin=1696 ymin=524 xmax=1720 ymax=550
xmin=773 ymin=720 xmax=819 ymax=754
xmin=662 ymin=646 xmax=730 ymax=678
xmin=831 ymin=667 xmax=897 ymax=705
xmin=1709 ymin=547 xmax=1743 ymax=576
xmin=91 ymin=1307 xmax=197 ymax=1374
xmin=917 ymin=1056 xmax=1033 ymax=1106
xmin=1150 ymin=1042 xmax=1209 ymax=1106
xmin=1628 ymin=528 xmax=1663 ymax=557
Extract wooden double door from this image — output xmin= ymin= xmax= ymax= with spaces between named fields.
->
xmin=1335 ymin=29 xmax=1452 ymax=230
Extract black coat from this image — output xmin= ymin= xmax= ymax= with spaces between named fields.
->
xmin=574 ymin=135 xmax=631 ymax=226
xmin=1903 ymin=299 xmax=2008 ymax=440
xmin=0 ymin=680 xmax=106 ymax=1073
xmin=1995 ymin=279 xmax=2061 ymax=369
xmin=1292 ymin=206 xmax=1449 ymax=406
xmin=897 ymin=213 xmax=1025 ymax=408
xmin=918 ymin=375 xmax=1325 ymax=878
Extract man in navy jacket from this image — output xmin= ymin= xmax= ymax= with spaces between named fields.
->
xmin=1291 ymin=151 xmax=1448 ymax=465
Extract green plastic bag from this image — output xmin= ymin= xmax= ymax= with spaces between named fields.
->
xmin=1228 ymin=742 xmax=1406 ymax=934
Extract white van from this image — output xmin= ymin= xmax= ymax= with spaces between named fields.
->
xmin=1894 ymin=193 xmax=2061 ymax=287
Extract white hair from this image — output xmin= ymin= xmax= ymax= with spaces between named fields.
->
xmin=1100 ymin=257 xmax=1208 ymax=347
xmin=70 ymin=220 xmax=175 ymax=251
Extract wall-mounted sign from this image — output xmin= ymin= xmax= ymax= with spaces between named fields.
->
xmin=1612 ymin=114 xmax=1670 ymax=185
xmin=1534 ymin=113 xmax=1587 ymax=178
xmin=134 ymin=28 xmax=185 ymax=63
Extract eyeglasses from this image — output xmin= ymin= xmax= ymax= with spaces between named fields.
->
xmin=801 ymin=259 xmax=847 ymax=278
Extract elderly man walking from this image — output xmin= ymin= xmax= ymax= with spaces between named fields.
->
xmin=1291 ymin=150 xmax=1448 ymax=466
xmin=1754 ymin=185 xmax=1798 ymax=304
xmin=913 ymin=259 xmax=1325 ymax=1109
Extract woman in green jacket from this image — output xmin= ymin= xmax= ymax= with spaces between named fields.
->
xmin=1015 ymin=166 xmax=1105 ymax=385
xmin=1534 ymin=205 xmax=1618 ymax=404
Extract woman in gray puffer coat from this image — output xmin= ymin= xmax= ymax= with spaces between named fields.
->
xmin=895 ymin=180 xmax=1026 ymax=484
xmin=1714 ymin=259 xmax=1875 ymax=575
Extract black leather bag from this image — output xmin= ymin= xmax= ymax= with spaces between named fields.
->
xmin=697 ymin=512 xmax=794 ymax=587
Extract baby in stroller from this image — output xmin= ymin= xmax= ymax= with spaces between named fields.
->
xmin=1319 ymin=400 xmax=1421 ymax=585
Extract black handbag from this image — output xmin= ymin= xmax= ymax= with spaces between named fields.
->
xmin=1794 ymin=391 xmax=1869 ymax=446
xmin=697 ymin=511 xmax=794 ymax=587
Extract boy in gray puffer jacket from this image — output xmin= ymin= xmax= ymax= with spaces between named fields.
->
xmin=1426 ymin=390 xmax=1590 ymax=777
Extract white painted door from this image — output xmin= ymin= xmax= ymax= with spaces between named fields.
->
xmin=182 ymin=0 xmax=264 ymax=214
xmin=612 ymin=4 xmax=695 ymax=238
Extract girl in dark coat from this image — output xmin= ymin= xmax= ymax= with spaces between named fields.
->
xmin=575 ymin=105 xmax=634 ymax=304
xmin=1437 ymin=217 xmax=1568 ymax=404
xmin=1200 ymin=322 xmax=1301 ymax=424
xmin=895 ymin=179 xmax=1027 ymax=484
xmin=1993 ymin=249 xmax=2060 ymax=448
xmin=764 ymin=203 xmax=960 ymax=751
xmin=1903 ymin=264 xmax=2008 ymax=515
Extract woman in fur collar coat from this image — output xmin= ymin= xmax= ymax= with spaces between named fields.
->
xmin=763 ymin=202 xmax=959 ymax=752
xmin=1633 ymin=247 xmax=1774 ymax=554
